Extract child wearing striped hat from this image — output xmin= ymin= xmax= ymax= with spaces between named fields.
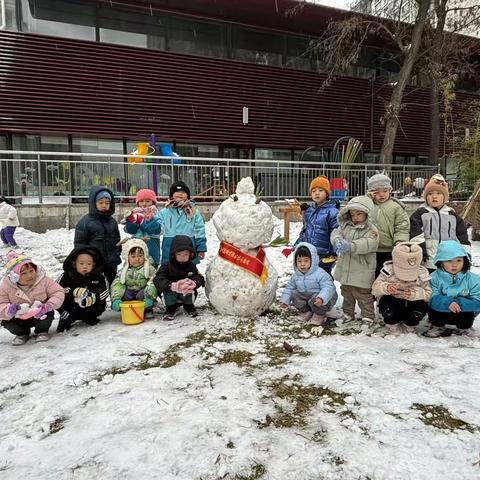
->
xmin=0 ymin=252 xmax=64 ymax=345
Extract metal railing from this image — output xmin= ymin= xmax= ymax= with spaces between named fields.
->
xmin=0 ymin=150 xmax=440 ymax=203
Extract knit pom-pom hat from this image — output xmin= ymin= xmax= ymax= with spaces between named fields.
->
xmin=135 ymin=189 xmax=157 ymax=205
xmin=423 ymin=174 xmax=449 ymax=203
xmin=4 ymin=251 xmax=36 ymax=284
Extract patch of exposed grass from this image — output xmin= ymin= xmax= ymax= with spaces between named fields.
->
xmin=91 ymin=330 xmax=208 ymax=383
xmin=263 ymin=342 xmax=310 ymax=367
xmin=215 ymin=350 xmax=253 ymax=367
xmin=49 ymin=416 xmax=67 ymax=434
xmin=413 ymin=403 xmax=478 ymax=433
xmin=256 ymin=374 xmax=347 ymax=428
xmin=226 ymin=440 xmax=235 ymax=449
xmin=234 ymin=463 xmax=266 ymax=480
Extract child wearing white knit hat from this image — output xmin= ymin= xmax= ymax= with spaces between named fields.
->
xmin=367 ymin=173 xmax=410 ymax=278
xmin=372 ymin=242 xmax=431 ymax=335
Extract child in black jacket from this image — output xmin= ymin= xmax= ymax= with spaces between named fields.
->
xmin=57 ymin=246 xmax=109 ymax=332
xmin=74 ymin=186 xmax=121 ymax=285
xmin=154 ymin=235 xmax=205 ymax=320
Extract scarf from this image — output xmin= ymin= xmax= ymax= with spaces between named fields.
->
xmin=164 ymin=199 xmax=195 ymax=219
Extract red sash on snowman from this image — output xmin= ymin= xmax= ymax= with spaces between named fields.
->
xmin=218 ymin=241 xmax=268 ymax=286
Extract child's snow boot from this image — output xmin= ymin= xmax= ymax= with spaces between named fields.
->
xmin=163 ymin=304 xmax=181 ymax=321
xmin=424 ymin=326 xmax=445 ymax=338
xmin=35 ymin=333 xmax=49 ymax=343
xmin=57 ymin=311 xmax=73 ymax=332
xmin=386 ymin=324 xmax=402 ymax=336
xmin=84 ymin=317 xmax=100 ymax=326
xmin=310 ymin=313 xmax=326 ymax=326
xmin=12 ymin=335 xmax=29 ymax=346
xmin=184 ymin=304 xmax=198 ymax=318
xmin=297 ymin=310 xmax=313 ymax=322
xmin=402 ymin=324 xmax=417 ymax=334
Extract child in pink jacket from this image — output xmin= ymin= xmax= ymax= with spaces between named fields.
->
xmin=0 ymin=252 xmax=64 ymax=345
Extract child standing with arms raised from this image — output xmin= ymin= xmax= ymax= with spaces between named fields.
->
xmin=367 ymin=174 xmax=410 ymax=277
xmin=74 ymin=186 xmax=121 ymax=286
xmin=124 ymin=189 xmax=162 ymax=267
xmin=157 ymin=181 xmax=207 ymax=265
xmin=293 ymin=176 xmax=339 ymax=274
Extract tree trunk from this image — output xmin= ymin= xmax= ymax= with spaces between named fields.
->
xmin=380 ymin=0 xmax=430 ymax=165
xmin=430 ymin=82 xmax=441 ymax=169
xmin=429 ymin=1 xmax=448 ymax=173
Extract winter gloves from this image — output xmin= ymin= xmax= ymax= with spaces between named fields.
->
xmin=126 ymin=211 xmax=145 ymax=225
xmin=6 ymin=301 xmax=52 ymax=320
xmin=126 ymin=206 xmax=158 ymax=225
xmin=34 ymin=303 xmax=53 ymax=319
xmin=170 ymin=278 xmax=197 ymax=295
xmin=6 ymin=303 xmax=20 ymax=319
xmin=73 ymin=288 xmax=96 ymax=308
xmin=144 ymin=298 xmax=154 ymax=309
xmin=112 ymin=299 xmax=122 ymax=312
xmin=334 ymin=238 xmax=351 ymax=256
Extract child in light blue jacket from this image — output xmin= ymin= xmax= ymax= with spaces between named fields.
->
xmin=280 ymin=242 xmax=338 ymax=328
xmin=157 ymin=181 xmax=207 ymax=265
xmin=427 ymin=240 xmax=480 ymax=337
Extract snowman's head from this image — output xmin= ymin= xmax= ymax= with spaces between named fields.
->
xmin=212 ymin=177 xmax=274 ymax=250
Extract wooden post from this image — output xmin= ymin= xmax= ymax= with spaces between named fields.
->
xmin=279 ymin=205 xmax=302 ymax=243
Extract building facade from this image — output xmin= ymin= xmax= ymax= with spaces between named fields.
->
xmin=352 ymin=0 xmax=480 ymax=37
xmin=0 ymin=0 xmax=478 ymax=198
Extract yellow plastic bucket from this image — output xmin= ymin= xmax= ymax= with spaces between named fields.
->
xmin=120 ymin=300 xmax=145 ymax=325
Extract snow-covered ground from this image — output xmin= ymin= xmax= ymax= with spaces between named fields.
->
xmin=1 ymin=221 xmax=480 ymax=480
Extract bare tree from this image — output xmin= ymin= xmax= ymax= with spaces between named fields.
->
xmin=312 ymin=0 xmax=429 ymax=164
xmin=423 ymin=1 xmax=480 ymax=173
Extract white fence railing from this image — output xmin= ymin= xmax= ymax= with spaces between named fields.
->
xmin=0 ymin=150 xmax=440 ymax=203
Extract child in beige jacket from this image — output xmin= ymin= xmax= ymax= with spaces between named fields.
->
xmin=372 ymin=242 xmax=431 ymax=335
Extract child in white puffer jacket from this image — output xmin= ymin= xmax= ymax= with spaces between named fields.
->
xmin=0 ymin=196 xmax=19 ymax=247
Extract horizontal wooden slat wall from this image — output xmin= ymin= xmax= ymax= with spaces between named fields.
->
xmin=0 ymin=31 xmax=477 ymax=154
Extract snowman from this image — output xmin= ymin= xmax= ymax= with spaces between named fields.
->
xmin=206 ymin=177 xmax=278 ymax=317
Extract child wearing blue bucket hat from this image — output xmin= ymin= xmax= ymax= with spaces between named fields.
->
xmin=427 ymin=240 xmax=480 ymax=337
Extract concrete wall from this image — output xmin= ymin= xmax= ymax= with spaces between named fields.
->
xmin=15 ymin=198 xmax=445 ymax=233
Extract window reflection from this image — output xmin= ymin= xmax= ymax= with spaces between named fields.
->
xmin=21 ymin=0 xmax=95 ymax=40
xmin=72 ymin=138 xmax=125 ymax=197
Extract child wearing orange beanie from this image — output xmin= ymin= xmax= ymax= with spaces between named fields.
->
xmin=124 ymin=189 xmax=162 ymax=266
xmin=293 ymin=176 xmax=339 ymax=274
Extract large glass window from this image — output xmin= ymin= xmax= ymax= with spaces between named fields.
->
xmin=254 ymin=148 xmax=291 ymax=198
xmin=21 ymin=0 xmax=95 ymax=40
xmin=72 ymin=138 xmax=125 ymax=197
xmin=0 ymin=136 xmax=10 ymax=197
xmin=168 ymin=17 xmax=226 ymax=58
xmin=175 ymin=144 xmax=219 ymax=197
xmin=98 ymin=5 xmax=166 ymax=50
xmin=11 ymin=134 xmax=70 ymax=197
xmin=286 ymin=37 xmax=313 ymax=71
xmin=232 ymin=27 xmax=283 ymax=66
xmin=4 ymin=0 xmax=18 ymax=31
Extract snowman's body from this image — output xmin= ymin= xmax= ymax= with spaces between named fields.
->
xmin=206 ymin=177 xmax=278 ymax=317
